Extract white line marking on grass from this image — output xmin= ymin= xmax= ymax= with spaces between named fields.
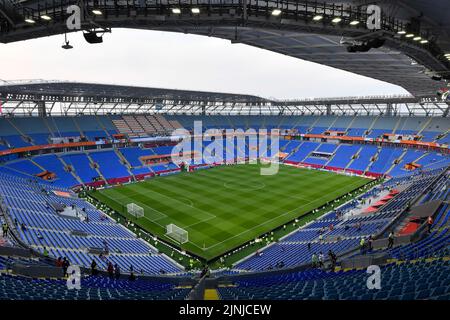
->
xmin=101 ymin=190 xmax=168 ymax=220
xmin=199 ymin=178 xmax=367 ymax=251
xmin=184 ymin=216 xmax=217 ymax=229
xmin=133 ymin=184 xmax=217 ymax=220
xmin=223 ymin=181 xmax=266 ymax=191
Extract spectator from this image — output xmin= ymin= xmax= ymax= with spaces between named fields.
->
xmin=62 ymin=257 xmax=70 ymax=277
xmin=367 ymin=236 xmax=374 ymax=252
xmin=311 ymin=253 xmax=318 ymax=268
xmin=1 ymin=223 xmax=8 ymax=237
xmin=427 ymin=216 xmax=433 ymax=233
xmin=388 ymin=232 xmax=394 ymax=249
xmin=328 ymin=250 xmax=337 ymax=270
xmin=359 ymin=238 xmax=366 ymax=254
xmin=91 ymin=259 xmax=98 ymax=275
xmin=114 ymin=264 xmax=121 ymax=279
xmin=107 ymin=262 xmax=114 ymax=278
xmin=318 ymin=252 xmax=324 ymax=268
xmin=43 ymin=247 xmax=49 ymax=257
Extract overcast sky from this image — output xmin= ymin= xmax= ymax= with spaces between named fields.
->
xmin=0 ymin=28 xmax=409 ymax=99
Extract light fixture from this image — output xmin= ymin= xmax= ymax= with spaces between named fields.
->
xmin=40 ymin=14 xmax=51 ymax=21
xmin=331 ymin=17 xmax=342 ymax=23
xmin=172 ymin=8 xmax=181 ymax=14
xmin=92 ymin=9 xmax=102 ymax=15
xmin=191 ymin=8 xmax=200 ymax=14
xmin=349 ymin=20 xmax=360 ymax=26
xmin=444 ymin=53 xmax=450 ymax=57
xmin=272 ymin=9 xmax=282 ymax=16
xmin=413 ymin=36 xmax=422 ymax=41
xmin=420 ymin=39 xmax=428 ymax=44
xmin=312 ymin=15 xmax=323 ymax=21
xmin=397 ymin=30 xmax=406 ymax=35
xmin=25 ymin=18 xmax=35 ymax=24
xmin=61 ymin=33 xmax=73 ymax=50
xmin=405 ymin=33 xmax=414 ymax=38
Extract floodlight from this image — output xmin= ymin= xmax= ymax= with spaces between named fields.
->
xmin=191 ymin=8 xmax=200 ymax=14
xmin=172 ymin=8 xmax=181 ymax=14
xmin=312 ymin=15 xmax=323 ymax=21
xmin=92 ymin=9 xmax=102 ymax=15
xmin=272 ymin=9 xmax=282 ymax=16
xmin=41 ymin=14 xmax=51 ymax=21
xmin=331 ymin=17 xmax=342 ymax=23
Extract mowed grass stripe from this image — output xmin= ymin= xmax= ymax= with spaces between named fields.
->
xmin=91 ymin=164 xmax=369 ymax=260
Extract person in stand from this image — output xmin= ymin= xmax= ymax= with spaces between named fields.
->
xmin=328 ymin=250 xmax=337 ymax=271
xmin=388 ymin=232 xmax=395 ymax=249
xmin=318 ymin=252 xmax=324 ymax=269
xmin=56 ymin=257 xmax=63 ymax=268
xmin=62 ymin=257 xmax=70 ymax=277
xmin=427 ymin=216 xmax=434 ymax=233
xmin=107 ymin=262 xmax=114 ymax=278
xmin=311 ymin=253 xmax=318 ymax=268
xmin=91 ymin=259 xmax=98 ymax=275
xmin=114 ymin=264 xmax=121 ymax=279
xmin=359 ymin=238 xmax=366 ymax=254
xmin=1 ymin=223 xmax=8 ymax=237
xmin=367 ymin=235 xmax=374 ymax=252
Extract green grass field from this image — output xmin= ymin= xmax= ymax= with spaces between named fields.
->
xmin=89 ymin=164 xmax=369 ymax=261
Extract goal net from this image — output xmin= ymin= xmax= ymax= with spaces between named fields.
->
xmin=166 ymin=224 xmax=189 ymax=244
xmin=126 ymin=203 xmax=144 ymax=218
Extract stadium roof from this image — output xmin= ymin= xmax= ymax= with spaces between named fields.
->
xmin=0 ymin=80 xmax=269 ymax=104
xmin=0 ymin=1 xmax=449 ymax=97
xmin=0 ymin=80 xmax=448 ymax=117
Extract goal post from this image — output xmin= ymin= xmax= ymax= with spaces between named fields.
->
xmin=166 ymin=224 xmax=189 ymax=244
xmin=126 ymin=203 xmax=144 ymax=218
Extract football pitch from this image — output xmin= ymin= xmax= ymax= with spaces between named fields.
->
xmin=89 ymin=164 xmax=369 ymax=261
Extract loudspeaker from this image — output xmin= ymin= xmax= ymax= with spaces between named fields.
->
xmin=83 ymin=31 xmax=103 ymax=44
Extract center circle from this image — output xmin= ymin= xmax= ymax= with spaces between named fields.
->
xmin=223 ymin=180 xmax=266 ymax=191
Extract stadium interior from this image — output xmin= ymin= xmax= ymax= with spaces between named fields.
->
xmin=0 ymin=0 xmax=449 ymax=302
